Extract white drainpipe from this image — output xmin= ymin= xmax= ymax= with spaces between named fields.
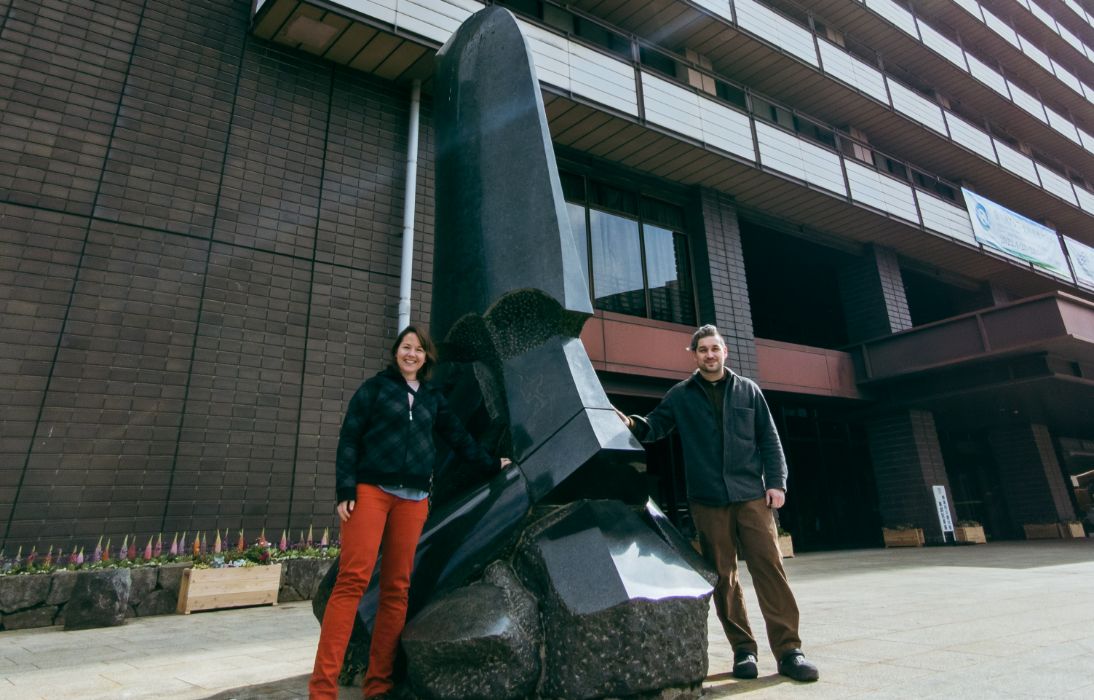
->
xmin=397 ymin=79 xmax=422 ymax=332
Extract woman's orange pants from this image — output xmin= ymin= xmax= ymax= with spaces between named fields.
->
xmin=309 ymin=484 xmax=429 ymax=699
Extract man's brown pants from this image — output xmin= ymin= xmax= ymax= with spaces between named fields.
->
xmin=691 ymin=498 xmax=801 ymax=658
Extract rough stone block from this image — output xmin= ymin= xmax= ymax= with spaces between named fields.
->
xmin=2 ymin=606 xmax=58 ymax=630
xmin=136 ymin=589 xmax=178 ymax=617
xmin=156 ymin=563 xmax=191 ymax=595
xmin=0 ymin=574 xmax=51 ymax=613
xmin=64 ymin=569 xmax=131 ymax=630
xmin=47 ymin=570 xmax=77 ymax=606
xmin=403 ymin=562 xmax=541 ymax=699
xmin=129 ymin=567 xmax=157 ymax=605
xmin=280 ymin=558 xmax=333 ymax=602
xmin=515 ymin=500 xmax=711 ymax=699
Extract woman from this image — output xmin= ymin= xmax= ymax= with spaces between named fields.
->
xmin=309 ymin=325 xmax=508 ymax=699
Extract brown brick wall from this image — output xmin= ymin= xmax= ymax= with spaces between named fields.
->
xmin=988 ymin=423 xmax=1076 ymax=526
xmin=865 ymin=408 xmax=956 ymax=543
xmin=0 ymin=0 xmax=432 ymax=550
xmin=837 ymin=245 xmax=912 ymax=343
xmin=698 ymin=189 xmax=757 ymax=378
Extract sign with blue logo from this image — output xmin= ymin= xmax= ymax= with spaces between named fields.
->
xmin=1064 ymin=236 xmax=1094 ymax=290
xmin=961 ymin=188 xmax=1071 ymax=279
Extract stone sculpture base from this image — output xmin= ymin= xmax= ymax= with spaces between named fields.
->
xmin=396 ymin=499 xmax=712 ymax=700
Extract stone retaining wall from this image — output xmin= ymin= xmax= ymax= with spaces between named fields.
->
xmin=0 ymin=558 xmax=334 ymax=631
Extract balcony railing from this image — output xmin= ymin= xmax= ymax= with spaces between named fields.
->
xmin=255 ymin=0 xmax=1094 ymax=294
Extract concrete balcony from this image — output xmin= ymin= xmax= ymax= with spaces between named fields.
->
xmin=851 ymin=292 xmax=1094 ymax=431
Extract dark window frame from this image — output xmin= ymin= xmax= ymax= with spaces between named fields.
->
xmin=562 ymin=171 xmax=698 ymax=326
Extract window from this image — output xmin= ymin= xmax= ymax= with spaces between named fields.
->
xmin=563 ymin=173 xmax=696 ymax=325
xmin=639 ymin=47 xmax=677 ymax=76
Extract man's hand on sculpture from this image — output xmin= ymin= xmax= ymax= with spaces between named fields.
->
xmin=612 ymin=406 xmax=633 ymax=429
xmin=765 ymin=489 xmax=785 ymax=509
xmin=500 ymin=458 xmax=512 ymax=469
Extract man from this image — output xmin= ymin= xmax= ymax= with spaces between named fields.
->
xmin=615 ymin=324 xmax=819 ymax=682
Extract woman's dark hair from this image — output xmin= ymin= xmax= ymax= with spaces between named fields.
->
xmin=390 ymin=325 xmax=437 ymax=380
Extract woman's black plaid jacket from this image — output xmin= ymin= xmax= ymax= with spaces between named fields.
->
xmin=334 ymin=367 xmax=496 ymax=503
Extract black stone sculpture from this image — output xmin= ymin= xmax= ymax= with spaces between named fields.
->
xmin=513 ymin=500 xmax=712 ymax=698
xmin=402 ymin=562 xmax=541 ymax=699
xmin=315 ymin=7 xmax=714 ymax=697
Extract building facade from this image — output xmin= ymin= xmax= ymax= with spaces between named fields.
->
xmin=1 ymin=0 xmax=1092 ymax=551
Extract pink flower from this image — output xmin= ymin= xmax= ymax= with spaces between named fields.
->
xmin=143 ymin=536 xmax=153 ymax=561
xmin=93 ymin=537 xmax=103 ymax=563
xmin=154 ymin=533 xmax=163 ymax=558
xmin=214 ymin=531 xmax=222 ymax=554
xmin=170 ymin=533 xmax=179 ymax=556
xmin=279 ymin=531 xmax=288 ymax=552
xmin=127 ymin=537 xmax=137 ymax=561
xmin=321 ymin=528 xmax=329 ymax=547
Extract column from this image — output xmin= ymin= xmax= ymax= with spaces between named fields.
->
xmin=866 ymin=409 xmax=957 ymax=543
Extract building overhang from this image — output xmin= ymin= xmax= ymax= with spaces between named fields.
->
xmin=853 ymin=292 xmax=1094 ymax=432
xmin=582 ymin=312 xmax=863 ymax=399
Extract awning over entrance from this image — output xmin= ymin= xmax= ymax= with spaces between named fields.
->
xmin=853 ymin=292 xmax=1094 ymax=433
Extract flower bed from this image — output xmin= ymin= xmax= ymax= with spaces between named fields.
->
xmin=0 ymin=528 xmax=337 ymax=631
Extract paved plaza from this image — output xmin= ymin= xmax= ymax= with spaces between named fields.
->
xmin=1 ymin=540 xmax=1091 ymax=699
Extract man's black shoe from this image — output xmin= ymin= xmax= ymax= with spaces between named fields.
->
xmin=732 ymin=649 xmax=758 ymax=679
xmin=778 ymin=650 xmax=819 ymax=682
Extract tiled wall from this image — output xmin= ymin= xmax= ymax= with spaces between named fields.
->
xmin=0 ymin=0 xmax=432 ymax=549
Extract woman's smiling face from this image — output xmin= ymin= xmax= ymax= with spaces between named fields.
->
xmin=396 ymin=332 xmax=426 ymax=379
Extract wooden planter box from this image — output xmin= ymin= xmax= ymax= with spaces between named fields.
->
xmin=177 ymin=563 xmax=282 ymax=614
xmin=1060 ymin=521 xmax=1086 ymax=539
xmin=954 ymin=525 xmax=986 ymax=544
xmin=1024 ymin=523 xmax=1063 ymax=540
xmin=882 ymin=528 xmax=924 ymax=548
xmin=778 ymin=533 xmax=795 ymax=558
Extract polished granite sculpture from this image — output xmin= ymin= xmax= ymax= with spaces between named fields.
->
xmin=314 ymin=7 xmax=714 ymax=698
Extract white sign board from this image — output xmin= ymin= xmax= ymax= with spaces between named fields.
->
xmin=932 ymin=485 xmax=955 ymax=534
xmin=1064 ymin=236 xmax=1094 ymax=290
xmin=961 ymin=188 xmax=1072 ymax=279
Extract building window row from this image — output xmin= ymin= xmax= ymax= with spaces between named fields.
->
xmin=560 ymin=172 xmax=697 ymax=326
xmin=501 ymin=0 xmax=1084 ymax=210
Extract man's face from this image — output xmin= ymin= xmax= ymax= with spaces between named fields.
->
xmin=693 ymin=334 xmax=726 ymax=375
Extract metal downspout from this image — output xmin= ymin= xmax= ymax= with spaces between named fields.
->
xmin=398 ymin=79 xmax=422 ymax=332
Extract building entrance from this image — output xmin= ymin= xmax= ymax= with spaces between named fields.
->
xmin=938 ymin=431 xmax=1015 ymax=540
xmin=766 ymin=397 xmax=881 ymax=551
xmin=610 ymin=391 xmax=881 ymax=551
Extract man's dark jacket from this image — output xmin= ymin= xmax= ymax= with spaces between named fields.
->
xmin=334 ymin=367 xmax=495 ymax=503
xmin=630 ymin=368 xmax=787 ymax=505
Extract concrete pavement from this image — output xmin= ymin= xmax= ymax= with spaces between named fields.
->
xmin=1 ymin=540 xmax=1091 ymax=699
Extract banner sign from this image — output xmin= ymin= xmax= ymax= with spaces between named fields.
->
xmin=961 ymin=188 xmax=1071 ymax=280
xmin=932 ymin=485 xmax=954 ymax=535
xmin=1064 ymin=236 xmax=1094 ymax=290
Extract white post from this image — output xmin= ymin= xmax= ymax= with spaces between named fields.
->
xmin=397 ymin=79 xmax=422 ymax=332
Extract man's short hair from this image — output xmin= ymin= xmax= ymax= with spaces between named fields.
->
xmin=689 ymin=324 xmax=725 ymax=351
